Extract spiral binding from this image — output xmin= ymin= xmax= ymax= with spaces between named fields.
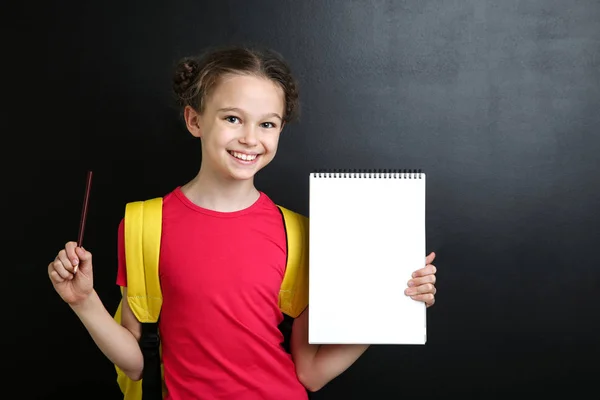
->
xmin=310 ymin=169 xmax=424 ymax=179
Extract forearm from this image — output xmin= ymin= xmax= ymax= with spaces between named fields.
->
xmin=70 ymin=290 xmax=144 ymax=379
xmin=305 ymin=344 xmax=370 ymax=391
xmin=291 ymin=310 xmax=369 ymax=391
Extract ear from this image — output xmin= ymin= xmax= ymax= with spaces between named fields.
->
xmin=184 ymin=105 xmax=203 ymax=138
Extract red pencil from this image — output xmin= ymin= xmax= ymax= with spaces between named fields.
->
xmin=77 ymin=171 xmax=93 ymax=248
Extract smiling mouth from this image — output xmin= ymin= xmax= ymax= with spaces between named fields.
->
xmin=228 ymin=150 xmax=259 ymax=162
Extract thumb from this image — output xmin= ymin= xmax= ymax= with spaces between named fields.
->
xmin=425 ymin=251 xmax=436 ymax=265
xmin=74 ymin=247 xmax=93 ymax=272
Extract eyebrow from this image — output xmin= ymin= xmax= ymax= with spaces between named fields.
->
xmin=217 ymin=107 xmax=282 ymax=121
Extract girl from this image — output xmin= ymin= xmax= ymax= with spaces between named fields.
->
xmin=48 ymin=46 xmax=438 ymax=400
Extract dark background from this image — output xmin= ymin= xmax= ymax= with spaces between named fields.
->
xmin=6 ymin=0 xmax=599 ymax=399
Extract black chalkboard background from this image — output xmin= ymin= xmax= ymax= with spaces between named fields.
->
xmin=6 ymin=1 xmax=599 ymax=398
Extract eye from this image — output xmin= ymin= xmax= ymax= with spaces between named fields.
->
xmin=260 ymin=122 xmax=277 ymax=129
xmin=225 ymin=116 xmax=241 ymax=124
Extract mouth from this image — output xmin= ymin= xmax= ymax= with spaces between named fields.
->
xmin=228 ymin=150 xmax=260 ymax=163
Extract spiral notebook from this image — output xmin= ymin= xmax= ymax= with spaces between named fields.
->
xmin=308 ymin=169 xmax=427 ymax=345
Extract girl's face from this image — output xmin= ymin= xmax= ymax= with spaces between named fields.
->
xmin=186 ymin=74 xmax=285 ymax=183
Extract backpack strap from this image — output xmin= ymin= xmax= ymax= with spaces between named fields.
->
xmin=124 ymin=198 xmax=163 ymax=322
xmin=124 ymin=197 xmax=163 ymax=400
xmin=277 ymin=205 xmax=310 ymax=318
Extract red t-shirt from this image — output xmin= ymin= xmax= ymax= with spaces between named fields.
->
xmin=116 ymin=187 xmax=308 ymax=400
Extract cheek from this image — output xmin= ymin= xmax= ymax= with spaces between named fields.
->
xmin=264 ymin=133 xmax=281 ymax=152
xmin=209 ymin=129 xmax=233 ymax=149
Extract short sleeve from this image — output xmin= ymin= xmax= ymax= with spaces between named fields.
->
xmin=116 ymin=218 xmax=127 ymax=287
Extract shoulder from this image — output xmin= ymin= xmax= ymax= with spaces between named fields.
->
xmin=258 ymin=194 xmax=309 ymax=246
xmin=117 ymin=187 xmax=179 ymax=231
xmin=259 ymin=192 xmax=307 ymax=220
xmin=121 ymin=187 xmax=180 ymax=211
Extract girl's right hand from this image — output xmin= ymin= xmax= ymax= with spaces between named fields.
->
xmin=48 ymin=241 xmax=94 ymax=306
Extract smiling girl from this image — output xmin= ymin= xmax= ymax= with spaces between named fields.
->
xmin=48 ymin=46 xmax=438 ymax=400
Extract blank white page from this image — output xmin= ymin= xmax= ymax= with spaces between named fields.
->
xmin=308 ymin=170 xmax=427 ymax=345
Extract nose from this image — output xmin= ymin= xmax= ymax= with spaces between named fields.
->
xmin=239 ymin=125 xmax=258 ymax=146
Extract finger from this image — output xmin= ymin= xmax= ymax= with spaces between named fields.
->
xmin=48 ymin=262 xmax=66 ymax=283
xmin=75 ymin=246 xmax=92 ymax=273
xmin=52 ymin=257 xmax=73 ymax=280
xmin=49 ymin=268 xmax=66 ymax=284
xmin=408 ymin=273 xmax=436 ymax=288
xmin=412 ymin=264 xmax=436 ymax=278
xmin=409 ymin=293 xmax=435 ymax=306
xmin=404 ymin=283 xmax=436 ymax=296
xmin=57 ymin=250 xmax=75 ymax=273
xmin=65 ymin=242 xmax=80 ymax=273
xmin=415 ymin=283 xmax=437 ymax=295
xmin=425 ymin=251 xmax=436 ymax=265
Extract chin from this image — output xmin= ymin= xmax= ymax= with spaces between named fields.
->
xmin=226 ymin=166 xmax=263 ymax=181
xmin=229 ymin=172 xmax=257 ymax=181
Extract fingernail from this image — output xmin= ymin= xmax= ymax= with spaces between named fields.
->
xmin=408 ymin=280 xmax=415 ymax=287
xmin=73 ymin=259 xmax=79 ymax=266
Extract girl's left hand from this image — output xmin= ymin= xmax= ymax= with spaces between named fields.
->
xmin=405 ymin=252 xmax=437 ymax=308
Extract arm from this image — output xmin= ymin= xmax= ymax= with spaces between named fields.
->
xmin=70 ymin=287 xmax=144 ymax=380
xmin=289 ymin=307 xmax=369 ymax=392
xmin=289 ymin=252 xmax=438 ymax=391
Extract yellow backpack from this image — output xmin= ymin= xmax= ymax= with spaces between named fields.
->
xmin=112 ymin=197 xmax=309 ymax=400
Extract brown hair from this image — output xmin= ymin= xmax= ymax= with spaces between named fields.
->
xmin=172 ymin=45 xmax=300 ymax=123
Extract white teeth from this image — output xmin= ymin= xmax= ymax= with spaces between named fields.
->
xmin=230 ymin=151 xmax=257 ymax=161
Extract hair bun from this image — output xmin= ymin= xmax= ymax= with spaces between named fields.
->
xmin=173 ymin=57 xmax=199 ymax=101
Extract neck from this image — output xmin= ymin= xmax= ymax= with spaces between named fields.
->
xmin=181 ymin=167 xmax=260 ymax=212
